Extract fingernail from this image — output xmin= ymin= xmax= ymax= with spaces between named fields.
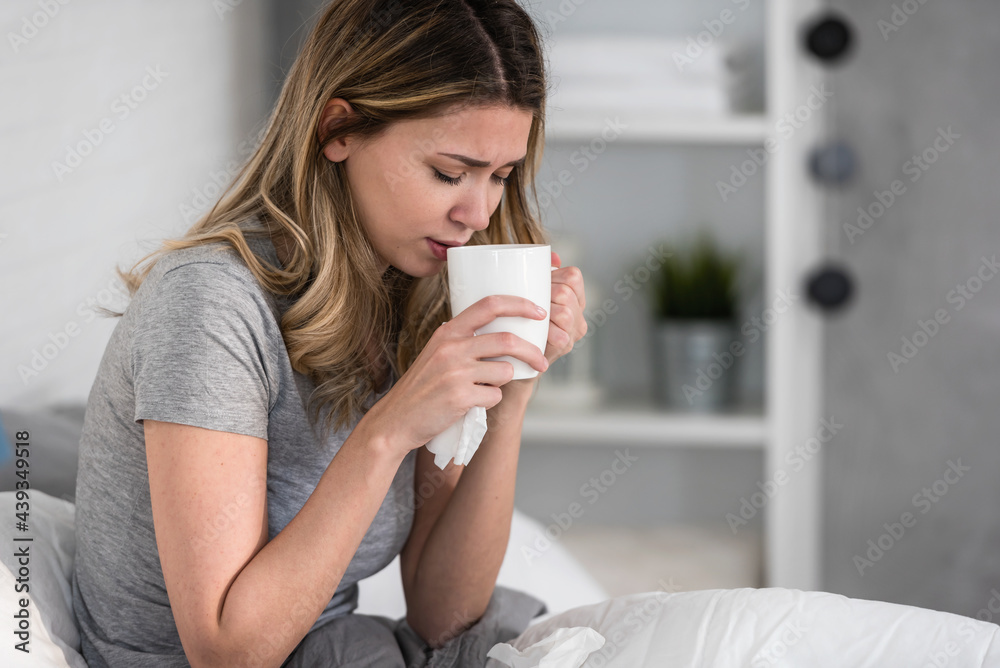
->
xmin=536 ymin=305 xmax=547 ymax=317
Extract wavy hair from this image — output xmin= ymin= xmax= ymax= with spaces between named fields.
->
xmin=103 ymin=0 xmax=550 ymax=443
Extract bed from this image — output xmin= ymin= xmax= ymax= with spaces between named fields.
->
xmin=2 ymin=406 xmax=999 ymax=667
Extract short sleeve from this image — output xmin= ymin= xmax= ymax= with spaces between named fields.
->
xmin=131 ymin=262 xmax=272 ymax=440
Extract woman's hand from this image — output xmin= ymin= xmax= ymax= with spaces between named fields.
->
xmin=489 ymin=251 xmax=588 ymax=402
xmin=367 ymin=295 xmax=550 ymax=455
xmin=540 ymin=250 xmax=588 ymax=368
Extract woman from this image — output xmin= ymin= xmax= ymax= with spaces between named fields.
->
xmin=70 ymin=0 xmax=587 ymax=666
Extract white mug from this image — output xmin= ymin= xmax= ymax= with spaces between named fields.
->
xmin=446 ymin=244 xmax=553 ymax=380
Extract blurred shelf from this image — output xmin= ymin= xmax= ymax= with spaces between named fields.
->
xmin=523 ymin=394 xmax=766 ymax=449
xmin=545 ymin=109 xmax=769 ymax=145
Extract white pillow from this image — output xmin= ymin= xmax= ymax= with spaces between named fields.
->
xmin=488 ymin=587 xmax=1000 ymax=667
xmin=0 ymin=490 xmax=87 ymax=668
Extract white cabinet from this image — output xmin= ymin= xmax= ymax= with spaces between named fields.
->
xmin=523 ymin=0 xmax=825 ymax=591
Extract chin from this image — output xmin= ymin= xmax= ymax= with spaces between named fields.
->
xmin=393 ymin=259 xmax=445 ymax=279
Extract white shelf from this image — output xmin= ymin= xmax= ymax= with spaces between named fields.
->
xmin=526 ymin=0 xmax=824 ymax=590
xmin=545 ymin=109 xmax=769 ymax=145
xmin=522 ymin=398 xmax=766 ymax=449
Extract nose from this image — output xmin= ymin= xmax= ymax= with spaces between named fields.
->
xmin=450 ymin=184 xmax=493 ymax=232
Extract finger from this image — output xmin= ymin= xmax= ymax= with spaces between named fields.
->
xmin=552 ymin=251 xmax=562 ymax=268
xmin=475 ymin=360 xmax=524 ymax=386
xmin=548 ymin=302 xmax=575 ymax=332
xmin=551 ymin=266 xmax=586 ymax=311
xmin=471 ymin=331 xmax=549 ymax=373
xmin=547 ymin=320 xmax=572 ymax=349
xmin=549 ymin=289 xmax=585 ymax=337
xmin=550 ymin=283 xmax=581 ymax=310
xmin=471 ymin=384 xmax=505 ymax=410
xmin=449 ymin=294 xmax=547 ymax=338
xmin=547 ymin=301 xmax=585 ymax=347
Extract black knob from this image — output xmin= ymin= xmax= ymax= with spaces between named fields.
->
xmin=809 ymin=140 xmax=857 ymax=186
xmin=805 ymin=264 xmax=854 ymax=311
xmin=803 ymin=12 xmax=854 ymax=64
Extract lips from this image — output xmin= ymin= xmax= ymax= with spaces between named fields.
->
xmin=430 ymin=239 xmax=466 ymax=247
xmin=427 ymin=238 xmax=449 ymax=261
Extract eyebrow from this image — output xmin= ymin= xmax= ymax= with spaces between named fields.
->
xmin=438 ymin=152 xmax=527 ymax=169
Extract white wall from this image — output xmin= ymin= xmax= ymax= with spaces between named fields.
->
xmin=1 ymin=0 xmax=269 ymax=408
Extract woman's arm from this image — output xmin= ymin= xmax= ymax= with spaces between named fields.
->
xmin=397 ymin=379 xmax=535 ymax=647
xmin=145 ymin=415 xmax=407 ymax=668
xmin=396 ymin=256 xmax=587 ymax=647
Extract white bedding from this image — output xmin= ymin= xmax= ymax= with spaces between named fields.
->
xmin=3 ymin=490 xmax=998 ymax=668
xmin=494 ymin=587 xmax=1000 ymax=667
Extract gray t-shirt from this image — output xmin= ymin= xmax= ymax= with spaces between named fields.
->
xmin=71 ymin=226 xmax=416 ymax=667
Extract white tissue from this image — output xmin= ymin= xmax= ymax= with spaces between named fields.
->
xmin=486 ymin=626 xmax=605 ymax=668
xmin=425 ymin=405 xmax=488 ymax=469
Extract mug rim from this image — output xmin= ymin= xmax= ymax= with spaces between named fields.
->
xmin=447 ymin=243 xmax=549 ymax=253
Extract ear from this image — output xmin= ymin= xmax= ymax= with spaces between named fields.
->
xmin=318 ymin=97 xmax=354 ymax=163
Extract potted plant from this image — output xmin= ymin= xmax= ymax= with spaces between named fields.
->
xmin=648 ymin=229 xmax=743 ymax=412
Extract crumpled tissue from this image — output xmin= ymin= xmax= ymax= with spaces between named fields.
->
xmin=486 ymin=626 xmax=606 ymax=668
xmin=425 ymin=405 xmax=488 ymax=469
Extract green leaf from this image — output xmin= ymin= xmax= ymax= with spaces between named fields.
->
xmin=648 ymin=229 xmax=742 ymax=320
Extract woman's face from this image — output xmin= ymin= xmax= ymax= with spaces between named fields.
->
xmin=321 ymin=100 xmax=534 ymax=277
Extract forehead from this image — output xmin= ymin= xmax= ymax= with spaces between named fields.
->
xmin=386 ymin=104 xmax=534 ymax=159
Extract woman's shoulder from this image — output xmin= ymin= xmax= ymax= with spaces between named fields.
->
xmin=127 ymin=234 xmax=285 ymax=330
xmin=143 ymin=228 xmax=279 ymax=296
xmin=154 ymin=236 xmax=263 ymax=283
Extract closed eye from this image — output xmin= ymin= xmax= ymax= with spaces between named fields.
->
xmin=433 ymin=169 xmax=511 ymax=187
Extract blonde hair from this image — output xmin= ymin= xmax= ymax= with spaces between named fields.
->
xmin=103 ymin=0 xmax=551 ymax=443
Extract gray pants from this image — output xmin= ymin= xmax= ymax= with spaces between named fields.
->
xmin=281 ymin=585 xmax=547 ymax=667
